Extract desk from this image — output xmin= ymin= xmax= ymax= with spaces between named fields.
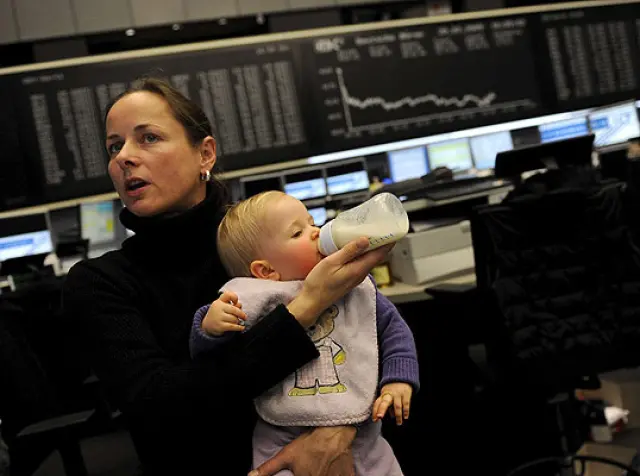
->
xmin=380 ymin=281 xmax=432 ymax=304
xmin=380 ymin=271 xmax=477 ymax=304
xmin=401 ymin=185 xmax=514 ymax=213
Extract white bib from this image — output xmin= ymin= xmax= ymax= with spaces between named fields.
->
xmin=221 ymin=278 xmax=379 ymax=426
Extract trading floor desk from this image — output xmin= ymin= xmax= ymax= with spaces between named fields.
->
xmin=380 ymin=270 xmax=477 ymax=304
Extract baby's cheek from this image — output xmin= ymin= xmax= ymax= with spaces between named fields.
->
xmin=288 ymin=243 xmax=322 ymax=275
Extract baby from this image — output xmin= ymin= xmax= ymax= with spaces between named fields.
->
xmin=190 ymin=191 xmax=419 ymax=476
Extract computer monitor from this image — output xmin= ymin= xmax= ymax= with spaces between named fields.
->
xmin=387 ymin=146 xmax=429 ymax=182
xmin=284 ymin=170 xmax=327 ymax=201
xmin=470 ymin=131 xmax=514 ymax=170
xmin=494 ymin=134 xmax=595 ymax=178
xmin=427 ymin=139 xmax=474 ymax=171
xmin=0 ymin=213 xmax=53 ymax=263
xmin=241 ymin=175 xmax=283 ymax=198
xmin=511 ymin=127 xmax=542 ymax=148
xmin=589 ymin=102 xmax=640 ymax=147
xmin=538 ymin=117 xmax=589 ymax=143
xmin=308 ymin=207 xmax=328 ymax=226
xmin=80 ymin=201 xmax=115 ymax=245
xmin=326 ymin=161 xmax=369 ymax=195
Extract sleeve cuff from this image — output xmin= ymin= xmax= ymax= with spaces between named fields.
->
xmin=380 ymin=357 xmax=420 ymax=393
xmin=189 ymin=304 xmax=235 ymax=359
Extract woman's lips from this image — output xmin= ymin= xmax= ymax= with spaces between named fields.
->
xmin=125 ymin=183 xmax=150 ymax=197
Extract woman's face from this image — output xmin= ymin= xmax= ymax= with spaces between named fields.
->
xmin=105 ymin=91 xmax=215 ymax=217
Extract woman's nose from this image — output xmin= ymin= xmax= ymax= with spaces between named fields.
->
xmin=115 ymin=141 xmax=140 ymax=169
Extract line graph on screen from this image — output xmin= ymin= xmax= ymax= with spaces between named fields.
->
xmin=332 ymin=67 xmax=536 ymax=135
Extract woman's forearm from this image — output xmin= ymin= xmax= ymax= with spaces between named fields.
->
xmin=223 ymin=304 xmax=319 ymax=397
xmin=286 ymin=291 xmax=324 ymax=329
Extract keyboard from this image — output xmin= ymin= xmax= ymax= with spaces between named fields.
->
xmin=376 ymin=169 xmax=454 ymax=197
xmin=421 ymin=178 xmax=510 ymax=201
xmin=378 ymin=177 xmax=446 ymax=197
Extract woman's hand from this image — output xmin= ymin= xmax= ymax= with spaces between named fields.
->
xmin=288 ymin=238 xmax=393 ymax=328
xmin=248 ymin=426 xmax=357 ymax=476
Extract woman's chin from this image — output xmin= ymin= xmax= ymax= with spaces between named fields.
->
xmin=125 ymin=198 xmax=161 ymax=217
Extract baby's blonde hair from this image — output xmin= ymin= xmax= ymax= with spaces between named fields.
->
xmin=217 ymin=190 xmax=286 ymax=277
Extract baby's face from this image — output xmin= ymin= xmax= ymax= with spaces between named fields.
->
xmin=260 ymin=195 xmax=324 ymax=281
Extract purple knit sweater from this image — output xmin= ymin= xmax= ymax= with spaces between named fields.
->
xmin=190 ymin=287 xmax=420 ymax=392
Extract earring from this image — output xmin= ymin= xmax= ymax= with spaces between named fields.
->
xmin=200 ymin=170 xmax=211 ymax=182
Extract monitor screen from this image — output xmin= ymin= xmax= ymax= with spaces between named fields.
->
xmin=511 ymin=127 xmax=541 ymax=148
xmin=308 ymin=207 xmax=328 ymax=226
xmin=387 ymin=147 xmax=429 ymax=183
xmin=326 ymin=171 xmax=369 ymax=195
xmin=326 ymin=161 xmax=369 ymax=195
xmin=589 ymin=102 xmax=640 ymax=147
xmin=241 ymin=176 xmax=282 ymax=198
xmin=495 ymin=134 xmax=595 ymax=178
xmin=284 ymin=171 xmax=327 ymax=201
xmin=470 ymin=132 xmax=514 ymax=170
xmin=0 ymin=214 xmax=53 ymax=262
xmin=427 ymin=139 xmax=474 ymax=171
xmin=80 ymin=201 xmax=115 ymax=245
xmin=538 ymin=117 xmax=589 ymax=143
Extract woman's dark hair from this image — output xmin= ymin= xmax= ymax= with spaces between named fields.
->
xmin=105 ymin=76 xmax=228 ymax=204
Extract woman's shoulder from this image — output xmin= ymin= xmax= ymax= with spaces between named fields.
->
xmin=64 ymin=248 xmax=137 ymax=296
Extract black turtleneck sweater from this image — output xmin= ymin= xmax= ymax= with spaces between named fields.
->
xmin=62 ymin=188 xmax=319 ymax=475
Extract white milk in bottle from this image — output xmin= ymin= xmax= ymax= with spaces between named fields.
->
xmin=318 ymin=193 xmax=409 ymax=256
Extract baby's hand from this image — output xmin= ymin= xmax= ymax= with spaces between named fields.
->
xmin=203 ymin=290 xmax=247 ymax=337
xmin=372 ymin=383 xmax=413 ymax=425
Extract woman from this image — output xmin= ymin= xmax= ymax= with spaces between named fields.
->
xmin=63 ymin=78 xmax=391 ymax=476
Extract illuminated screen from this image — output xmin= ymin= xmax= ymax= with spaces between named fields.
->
xmin=589 ymin=102 xmax=640 ymax=147
xmin=387 ymin=147 xmax=429 ymax=182
xmin=284 ymin=178 xmax=327 ymax=200
xmin=308 ymin=207 xmax=328 ymax=226
xmin=81 ymin=201 xmax=115 ymax=245
xmin=470 ymin=131 xmax=514 ymax=170
xmin=326 ymin=171 xmax=369 ymax=195
xmin=539 ymin=117 xmax=589 ymax=143
xmin=427 ymin=139 xmax=473 ymax=171
xmin=0 ymin=214 xmax=53 ymax=262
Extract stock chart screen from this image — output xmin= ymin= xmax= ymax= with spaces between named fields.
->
xmin=303 ymin=15 xmax=543 ymax=152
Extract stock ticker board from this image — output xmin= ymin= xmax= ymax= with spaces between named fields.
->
xmin=1 ymin=0 xmax=640 ymax=209
xmin=301 ymin=15 xmax=545 ymax=151
xmin=2 ymin=42 xmax=311 ymax=205
xmin=538 ymin=2 xmax=640 ymax=110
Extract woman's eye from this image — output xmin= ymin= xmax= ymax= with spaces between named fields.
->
xmin=107 ymin=143 xmax=122 ymax=155
xmin=143 ymin=133 xmax=159 ymax=143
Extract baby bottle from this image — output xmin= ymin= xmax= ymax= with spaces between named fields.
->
xmin=318 ymin=193 xmax=409 ymax=256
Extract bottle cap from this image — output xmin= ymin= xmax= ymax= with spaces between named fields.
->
xmin=318 ymin=221 xmax=338 ymax=256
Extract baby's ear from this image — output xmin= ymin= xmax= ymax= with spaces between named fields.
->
xmin=250 ymin=260 xmax=281 ymax=281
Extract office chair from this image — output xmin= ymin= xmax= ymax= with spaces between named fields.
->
xmin=470 ymin=162 xmax=640 ymax=472
xmin=0 ymin=297 xmax=100 ymax=476
xmin=472 ymin=178 xmax=640 ymax=384
xmin=474 ymin=136 xmax=640 ymax=385
xmin=599 ymin=148 xmax=629 ymax=181
xmin=494 ymin=134 xmax=595 ymax=184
